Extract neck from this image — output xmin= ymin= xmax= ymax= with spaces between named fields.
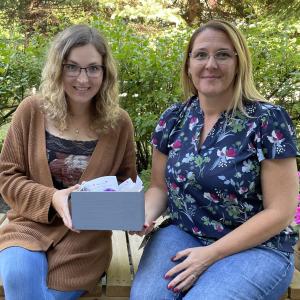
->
xmin=198 ymin=91 xmax=233 ymax=117
xmin=67 ymin=100 xmax=92 ymax=118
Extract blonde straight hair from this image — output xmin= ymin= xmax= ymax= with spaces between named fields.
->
xmin=39 ymin=24 xmax=120 ymax=133
xmin=181 ymin=20 xmax=266 ymax=115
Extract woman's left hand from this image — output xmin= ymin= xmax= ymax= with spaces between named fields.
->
xmin=165 ymin=245 xmax=218 ymax=293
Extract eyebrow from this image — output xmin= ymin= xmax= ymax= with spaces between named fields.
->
xmin=65 ymin=59 xmax=102 ymax=66
xmin=192 ymin=47 xmax=233 ymax=51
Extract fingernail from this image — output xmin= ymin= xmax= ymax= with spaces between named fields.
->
xmin=164 ymin=275 xmax=170 ymax=279
xmin=173 ymin=288 xmax=180 ymax=293
xmin=143 ymin=225 xmax=148 ymax=228
xmin=171 ymin=256 xmax=176 ymax=261
xmin=167 ymin=284 xmax=173 ymax=289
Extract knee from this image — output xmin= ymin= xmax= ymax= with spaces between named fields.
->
xmin=1 ymin=264 xmax=33 ymax=291
xmin=130 ymin=274 xmax=173 ymax=300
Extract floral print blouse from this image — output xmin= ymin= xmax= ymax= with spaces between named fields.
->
xmin=152 ymin=96 xmax=299 ymax=252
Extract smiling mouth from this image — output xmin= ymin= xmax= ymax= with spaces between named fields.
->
xmin=74 ymin=87 xmax=90 ymax=91
xmin=201 ymin=76 xmax=220 ymax=79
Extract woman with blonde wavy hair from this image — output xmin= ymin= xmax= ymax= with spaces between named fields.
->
xmin=131 ymin=19 xmax=299 ymax=300
xmin=0 ymin=24 xmax=137 ymax=299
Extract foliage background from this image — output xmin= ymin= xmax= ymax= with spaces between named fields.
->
xmin=0 ymin=0 xmax=299 ymax=173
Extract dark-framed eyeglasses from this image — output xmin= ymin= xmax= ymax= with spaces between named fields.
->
xmin=189 ymin=49 xmax=237 ymax=64
xmin=62 ymin=64 xmax=105 ymax=78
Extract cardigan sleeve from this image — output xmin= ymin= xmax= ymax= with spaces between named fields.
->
xmin=0 ymin=97 xmax=57 ymax=223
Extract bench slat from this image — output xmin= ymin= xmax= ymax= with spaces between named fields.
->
xmin=289 ymin=268 xmax=300 ymax=299
xmin=0 ymin=214 xmax=6 ymax=226
xmin=128 ymin=234 xmax=143 ymax=274
xmin=105 ymin=231 xmax=131 ymax=297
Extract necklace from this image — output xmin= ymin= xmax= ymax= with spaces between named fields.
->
xmin=75 ymin=128 xmax=79 ymax=135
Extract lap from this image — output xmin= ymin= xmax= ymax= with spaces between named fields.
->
xmin=131 ymin=225 xmax=294 ymax=300
xmin=0 ymin=246 xmax=84 ymax=300
xmin=185 ymin=246 xmax=293 ymax=300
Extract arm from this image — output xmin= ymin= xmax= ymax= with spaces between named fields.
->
xmin=210 ymin=158 xmax=298 ymax=258
xmin=134 ymin=148 xmax=168 ymax=235
xmin=166 ymin=157 xmax=298 ymax=291
xmin=0 ymin=98 xmax=57 ymax=223
xmin=145 ymin=148 xmax=169 ymax=223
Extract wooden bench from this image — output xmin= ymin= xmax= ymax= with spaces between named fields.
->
xmin=0 ymin=212 xmax=300 ymax=299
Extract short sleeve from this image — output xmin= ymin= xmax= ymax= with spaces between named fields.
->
xmin=151 ymin=103 xmax=182 ymax=155
xmin=255 ymin=104 xmax=299 ymax=161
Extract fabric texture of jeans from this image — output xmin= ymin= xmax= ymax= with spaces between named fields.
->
xmin=0 ymin=246 xmax=85 ymax=300
xmin=130 ymin=225 xmax=294 ymax=300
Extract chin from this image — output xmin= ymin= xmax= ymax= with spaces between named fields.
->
xmin=68 ymin=96 xmax=94 ymax=104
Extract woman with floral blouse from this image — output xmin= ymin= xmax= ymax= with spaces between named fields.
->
xmin=130 ymin=20 xmax=299 ymax=300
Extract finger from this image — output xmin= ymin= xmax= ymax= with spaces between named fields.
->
xmin=61 ymin=203 xmax=73 ymax=229
xmin=167 ymin=268 xmax=189 ymax=290
xmin=167 ymin=269 xmax=194 ymax=292
xmin=67 ymin=184 xmax=80 ymax=193
xmin=172 ymin=248 xmax=191 ymax=261
xmin=165 ymin=259 xmax=188 ymax=278
xmin=175 ymin=272 xmax=198 ymax=292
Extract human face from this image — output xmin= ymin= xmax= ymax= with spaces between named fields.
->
xmin=62 ymin=44 xmax=103 ymax=106
xmin=188 ymin=29 xmax=237 ymax=103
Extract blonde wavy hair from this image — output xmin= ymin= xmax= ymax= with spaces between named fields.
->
xmin=39 ymin=24 xmax=120 ymax=133
xmin=181 ymin=19 xmax=266 ymax=114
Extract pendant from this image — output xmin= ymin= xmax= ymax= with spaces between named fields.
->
xmin=75 ymin=128 xmax=79 ymax=135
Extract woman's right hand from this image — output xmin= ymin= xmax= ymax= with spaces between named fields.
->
xmin=129 ymin=218 xmax=156 ymax=236
xmin=51 ymin=184 xmax=80 ymax=231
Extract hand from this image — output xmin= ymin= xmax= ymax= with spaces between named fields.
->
xmin=165 ymin=245 xmax=217 ymax=293
xmin=51 ymin=184 xmax=80 ymax=231
xmin=129 ymin=220 xmax=156 ymax=236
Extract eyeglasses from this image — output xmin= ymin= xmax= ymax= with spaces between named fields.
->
xmin=189 ymin=49 xmax=237 ymax=64
xmin=62 ymin=64 xmax=105 ymax=78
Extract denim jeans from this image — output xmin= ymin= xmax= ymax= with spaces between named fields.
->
xmin=130 ymin=225 xmax=294 ymax=300
xmin=0 ymin=246 xmax=85 ymax=300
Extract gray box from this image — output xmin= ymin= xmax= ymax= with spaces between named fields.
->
xmin=70 ymin=191 xmax=145 ymax=231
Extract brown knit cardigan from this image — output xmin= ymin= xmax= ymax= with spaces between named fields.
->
xmin=0 ymin=96 xmax=137 ymax=292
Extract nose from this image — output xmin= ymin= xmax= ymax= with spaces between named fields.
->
xmin=205 ymin=55 xmax=218 ymax=69
xmin=77 ymin=68 xmax=89 ymax=83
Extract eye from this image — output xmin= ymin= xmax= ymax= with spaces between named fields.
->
xmin=88 ymin=65 xmax=102 ymax=73
xmin=64 ymin=64 xmax=79 ymax=71
xmin=215 ymin=51 xmax=232 ymax=60
xmin=193 ymin=51 xmax=209 ymax=60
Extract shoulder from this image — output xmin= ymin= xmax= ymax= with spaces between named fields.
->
xmin=117 ymin=108 xmax=133 ymax=129
xmin=244 ymin=100 xmax=290 ymax=120
xmin=12 ymin=95 xmax=43 ymax=123
xmin=158 ymin=97 xmax=195 ymax=124
xmin=15 ymin=95 xmax=42 ymax=115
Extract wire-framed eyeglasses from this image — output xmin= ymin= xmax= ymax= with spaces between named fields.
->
xmin=189 ymin=49 xmax=237 ymax=64
xmin=63 ymin=64 xmax=105 ymax=78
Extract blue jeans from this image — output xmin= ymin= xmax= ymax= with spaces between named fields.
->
xmin=130 ymin=225 xmax=294 ymax=300
xmin=0 ymin=246 xmax=85 ymax=300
